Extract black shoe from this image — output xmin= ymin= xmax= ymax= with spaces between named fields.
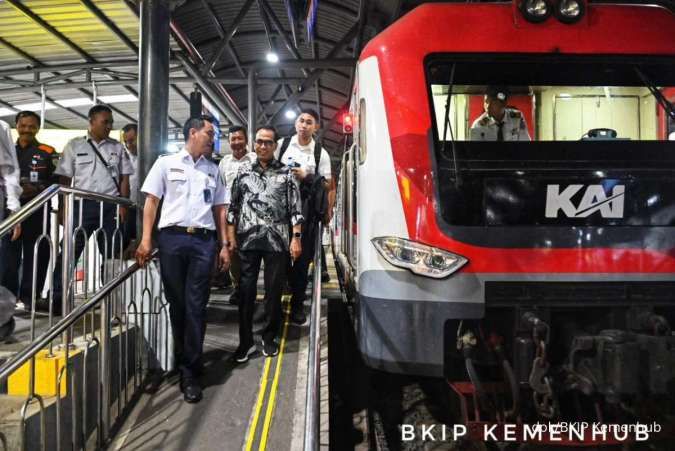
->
xmin=234 ymin=343 xmax=256 ymax=363
xmin=290 ymin=309 xmax=307 ymax=326
xmin=321 ymin=271 xmax=330 ymax=283
xmin=229 ymin=290 xmax=239 ymax=306
xmin=183 ymin=380 xmax=202 ymax=403
xmin=262 ymin=339 xmax=279 ymax=357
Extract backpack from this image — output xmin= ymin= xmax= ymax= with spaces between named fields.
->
xmin=278 ymin=135 xmax=323 ymax=173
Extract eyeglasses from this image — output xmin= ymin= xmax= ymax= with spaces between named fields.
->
xmin=255 ymin=139 xmax=275 ymax=147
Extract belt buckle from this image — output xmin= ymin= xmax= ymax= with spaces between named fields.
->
xmin=186 ymin=226 xmax=196 ymax=234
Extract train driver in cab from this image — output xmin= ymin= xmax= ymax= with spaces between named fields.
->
xmin=470 ymin=86 xmax=531 ymax=142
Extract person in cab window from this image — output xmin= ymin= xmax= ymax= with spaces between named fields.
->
xmin=121 ymin=123 xmax=139 ymax=251
xmin=470 ymin=86 xmax=531 ymax=142
xmin=2 ymin=111 xmax=57 ymax=310
xmin=50 ymin=104 xmax=134 ymax=315
xmin=136 ymin=115 xmax=230 ymax=404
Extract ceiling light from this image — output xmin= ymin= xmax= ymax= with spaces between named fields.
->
xmin=285 ymin=110 xmax=297 ymax=120
xmin=266 ymin=52 xmax=279 ymax=63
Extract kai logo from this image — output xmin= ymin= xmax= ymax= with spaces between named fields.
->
xmin=545 ymin=184 xmax=625 ymax=218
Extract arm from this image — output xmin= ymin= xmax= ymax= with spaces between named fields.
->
xmin=214 ymin=204 xmax=230 ymax=270
xmin=135 ymin=193 xmax=160 ymax=267
xmin=288 ymin=175 xmax=304 ymax=260
xmin=226 ymin=172 xmax=243 ymax=252
xmin=0 ymin=123 xmax=21 ymax=214
xmin=118 ymin=174 xmax=130 ymax=222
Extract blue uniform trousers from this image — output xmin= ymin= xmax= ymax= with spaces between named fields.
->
xmin=158 ymin=229 xmax=217 ymax=380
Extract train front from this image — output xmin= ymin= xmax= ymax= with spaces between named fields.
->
xmin=352 ymin=1 xmax=675 ymax=426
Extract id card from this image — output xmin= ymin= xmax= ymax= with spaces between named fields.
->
xmin=30 ymin=171 xmax=39 ymax=183
xmin=203 ymin=189 xmax=212 ymax=203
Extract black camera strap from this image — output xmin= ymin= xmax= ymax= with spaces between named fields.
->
xmin=87 ymin=139 xmax=121 ymax=195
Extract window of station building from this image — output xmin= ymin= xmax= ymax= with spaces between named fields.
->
xmin=426 ymin=56 xmax=675 ymax=143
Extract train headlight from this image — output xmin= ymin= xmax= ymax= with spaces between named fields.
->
xmin=520 ymin=0 xmax=551 ymax=23
xmin=371 ymin=237 xmax=468 ymax=279
xmin=554 ymin=0 xmax=585 ymax=24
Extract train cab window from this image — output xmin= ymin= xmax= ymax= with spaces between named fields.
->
xmin=427 ymin=56 xmax=675 ymax=143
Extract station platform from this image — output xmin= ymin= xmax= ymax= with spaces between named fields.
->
xmin=107 ymin=253 xmax=341 ymax=451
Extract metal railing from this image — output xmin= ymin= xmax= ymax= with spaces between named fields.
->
xmin=0 ymin=185 xmax=170 ymax=450
xmin=304 ymin=223 xmax=323 ymax=451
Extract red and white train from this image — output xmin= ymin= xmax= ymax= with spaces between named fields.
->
xmin=333 ymin=0 xmax=675 ymax=426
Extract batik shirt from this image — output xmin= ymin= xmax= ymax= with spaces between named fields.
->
xmin=227 ymin=159 xmax=303 ymax=253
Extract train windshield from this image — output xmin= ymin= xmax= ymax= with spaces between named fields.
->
xmin=427 ymin=56 xmax=675 ymax=143
xmin=425 ymin=55 xmax=675 ymax=227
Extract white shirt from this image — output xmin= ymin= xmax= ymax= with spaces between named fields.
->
xmin=470 ymin=108 xmax=531 ymax=142
xmin=55 ymin=135 xmax=134 ymax=196
xmin=126 ymin=149 xmax=139 ymax=205
xmin=218 ymin=151 xmax=256 ymax=199
xmin=141 ymin=149 xmax=227 ymax=230
xmin=275 ymin=135 xmax=332 ymax=180
xmin=0 ymin=120 xmax=21 ymax=212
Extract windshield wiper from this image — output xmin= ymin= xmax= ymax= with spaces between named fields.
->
xmin=441 ymin=63 xmax=460 ymax=187
xmin=634 ymin=66 xmax=675 ymax=121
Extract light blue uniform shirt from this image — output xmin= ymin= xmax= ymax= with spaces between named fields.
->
xmin=141 ymin=149 xmax=227 ymax=230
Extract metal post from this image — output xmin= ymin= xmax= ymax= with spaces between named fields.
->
xmin=138 ymin=0 xmax=170 ymax=234
xmin=61 ymin=193 xmax=74 ymax=318
xmin=248 ymin=68 xmax=256 ymax=150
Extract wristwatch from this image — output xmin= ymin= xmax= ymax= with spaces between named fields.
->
xmin=293 ymin=232 xmax=302 ymax=238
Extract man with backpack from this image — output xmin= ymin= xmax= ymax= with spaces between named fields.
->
xmin=276 ymin=109 xmax=333 ymax=325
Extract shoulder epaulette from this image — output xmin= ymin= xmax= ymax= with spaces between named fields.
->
xmin=479 ymin=117 xmax=490 ymax=126
xmin=508 ymin=110 xmax=522 ymax=119
xmin=37 ymin=144 xmax=55 ymax=154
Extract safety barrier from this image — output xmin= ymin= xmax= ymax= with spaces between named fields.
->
xmin=0 ymin=185 xmax=169 ymax=450
xmin=304 ymin=222 xmax=323 ymax=451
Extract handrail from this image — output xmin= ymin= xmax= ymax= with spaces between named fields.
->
xmin=304 ymin=222 xmax=323 ymax=450
xmin=0 ymin=184 xmax=133 ymax=238
xmin=0 ymin=249 xmax=158 ymax=381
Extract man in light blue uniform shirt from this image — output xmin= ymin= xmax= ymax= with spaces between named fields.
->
xmin=136 ymin=115 xmax=230 ymax=404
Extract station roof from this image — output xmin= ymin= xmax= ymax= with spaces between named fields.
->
xmin=0 ymin=0 xmax=412 ymax=154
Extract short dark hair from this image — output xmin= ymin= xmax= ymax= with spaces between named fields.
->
xmin=88 ymin=104 xmax=113 ymax=120
xmin=183 ymin=115 xmax=215 ymax=141
xmin=15 ymin=110 xmax=41 ymax=125
xmin=122 ymin=123 xmax=137 ymax=134
xmin=299 ymin=108 xmax=320 ymax=123
xmin=228 ymin=125 xmax=247 ymax=141
xmin=255 ymin=125 xmax=278 ymax=142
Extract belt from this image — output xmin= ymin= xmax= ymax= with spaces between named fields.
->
xmin=165 ymin=226 xmax=215 ymax=235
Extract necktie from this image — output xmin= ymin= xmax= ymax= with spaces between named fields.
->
xmin=497 ymin=121 xmax=504 ymax=142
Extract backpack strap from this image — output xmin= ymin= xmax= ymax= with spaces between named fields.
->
xmin=313 ymin=139 xmax=322 ymax=172
xmin=278 ymin=137 xmax=291 ymax=161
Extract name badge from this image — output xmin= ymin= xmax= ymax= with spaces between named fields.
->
xmin=203 ymin=189 xmax=212 ymax=203
xmin=30 ymin=171 xmax=39 ymax=183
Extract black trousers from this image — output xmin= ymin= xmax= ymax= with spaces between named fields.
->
xmin=289 ymin=222 xmax=318 ymax=313
xmin=158 ymin=229 xmax=217 ymax=380
xmin=52 ymin=201 xmax=117 ymax=307
xmin=238 ymin=250 xmax=287 ymax=345
xmin=1 ymin=206 xmax=50 ymax=304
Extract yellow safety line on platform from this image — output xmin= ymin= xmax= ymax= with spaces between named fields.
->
xmin=258 ymin=301 xmax=292 ymax=450
xmin=244 ymin=296 xmax=292 ymax=451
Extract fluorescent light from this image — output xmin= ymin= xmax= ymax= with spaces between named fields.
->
xmin=0 ymin=108 xmax=18 ymax=117
xmin=57 ymin=98 xmax=93 ymax=107
xmin=266 ymin=52 xmax=279 ymax=63
xmin=99 ymin=94 xmax=137 ymax=103
xmin=285 ymin=110 xmax=297 ymax=120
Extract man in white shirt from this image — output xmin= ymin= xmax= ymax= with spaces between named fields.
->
xmin=51 ymin=105 xmax=134 ymax=315
xmin=276 ymin=108 xmax=334 ymax=325
xmin=121 ymin=123 xmax=139 ymax=250
xmin=136 ymin=115 xmax=230 ymax=404
xmin=470 ymin=86 xmax=531 ymax=142
xmin=218 ymin=125 xmax=255 ymax=305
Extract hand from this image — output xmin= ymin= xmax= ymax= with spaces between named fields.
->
xmin=119 ymin=206 xmax=128 ymax=223
xmin=218 ymin=247 xmax=231 ymax=271
xmin=11 ymin=224 xmax=21 ymax=241
xmin=19 ymin=183 xmax=40 ymax=199
xmin=227 ymin=237 xmax=237 ymax=253
xmin=291 ymin=167 xmax=307 ymax=181
xmin=290 ymin=237 xmax=302 ymax=261
xmin=135 ymin=240 xmax=153 ymax=268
